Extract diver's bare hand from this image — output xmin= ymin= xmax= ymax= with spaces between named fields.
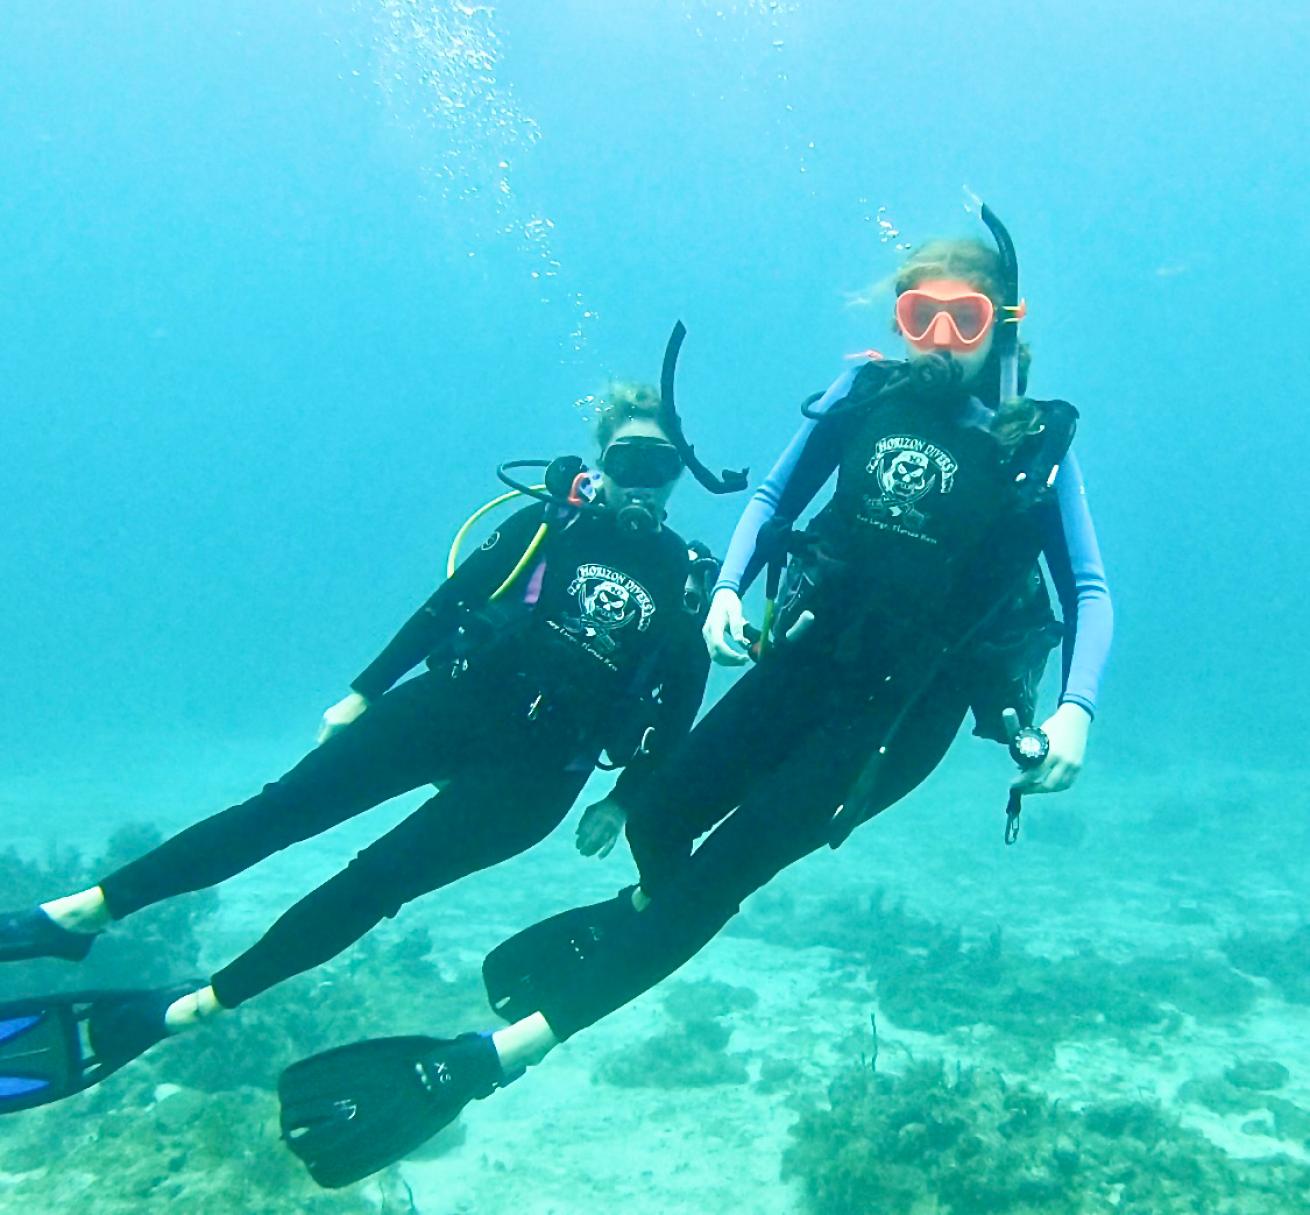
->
xmin=576 ymin=796 xmax=627 ymax=858
xmin=317 ymin=692 xmax=369 ymax=745
xmin=1011 ymin=702 xmax=1090 ymax=794
xmin=703 ymin=588 xmax=751 ymax=666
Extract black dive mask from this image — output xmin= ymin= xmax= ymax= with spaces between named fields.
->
xmin=600 ymin=437 xmax=683 ymax=488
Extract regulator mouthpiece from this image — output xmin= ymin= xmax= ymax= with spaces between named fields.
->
xmin=909 ymin=351 xmax=964 ymax=397
xmin=616 ymin=501 xmax=660 ymax=535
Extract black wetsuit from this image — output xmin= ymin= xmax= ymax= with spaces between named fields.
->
xmin=98 ymin=504 xmax=708 ymax=1008
xmin=512 ymin=374 xmax=1112 ymax=1041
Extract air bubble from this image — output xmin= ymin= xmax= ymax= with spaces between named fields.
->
xmin=369 ymin=0 xmax=595 ymax=356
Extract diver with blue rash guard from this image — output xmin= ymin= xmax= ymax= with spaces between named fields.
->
xmin=0 ymin=382 xmax=714 ymax=1120
xmin=710 ymin=359 xmax=1110 ymax=749
xmin=267 ymin=210 xmax=1114 ymax=1189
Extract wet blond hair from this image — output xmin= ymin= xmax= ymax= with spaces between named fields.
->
xmin=893 ymin=238 xmax=1008 ymax=307
xmin=595 ymin=381 xmax=666 ymax=449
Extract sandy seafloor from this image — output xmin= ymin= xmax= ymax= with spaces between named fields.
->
xmin=2 ymin=724 xmax=1308 ymax=1215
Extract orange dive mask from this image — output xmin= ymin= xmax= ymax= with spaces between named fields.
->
xmin=895 ymin=288 xmax=995 ymax=350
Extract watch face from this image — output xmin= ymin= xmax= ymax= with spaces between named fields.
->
xmin=1016 ymin=733 xmax=1048 ymax=763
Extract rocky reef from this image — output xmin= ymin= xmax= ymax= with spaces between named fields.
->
xmin=594 ymin=978 xmax=758 ymax=1089
xmin=1178 ymin=1061 xmax=1310 ymax=1150
xmin=785 ymin=1058 xmax=1310 ymax=1214
xmin=737 ymin=886 xmax=1260 ymax=1067
xmin=1225 ymin=923 xmax=1310 ymax=1004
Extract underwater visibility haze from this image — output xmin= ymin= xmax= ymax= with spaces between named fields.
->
xmin=1 ymin=2 xmax=1308 ymax=1212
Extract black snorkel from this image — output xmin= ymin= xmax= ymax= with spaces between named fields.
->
xmin=659 ymin=321 xmax=749 ymax=495
xmin=979 ymin=202 xmax=1022 ymax=406
xmin=496 ymin=321 xmax=746 ymax=513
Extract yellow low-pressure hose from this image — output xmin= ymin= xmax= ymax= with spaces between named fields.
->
xmin=447 ymin=483 xmax=551 ymax=601
xmin=447 ymin=489 xmax=527 ymax=578
xmin=489 ymin=522 xmax=549 ymax=602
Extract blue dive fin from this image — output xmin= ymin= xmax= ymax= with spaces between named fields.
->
xmin=0 ymin=1002 xmax=81 ymax=1112
xmin=0 ymin=986 xmax=191 ymax=1113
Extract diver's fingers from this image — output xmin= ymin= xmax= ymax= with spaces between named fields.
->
xmin=578 ymin=804 xmax=625 ymax=856
xmin=722 ymin=604 xmax=754 ymax=664
xmin=727 ymin=607 xmax=748 ymax=646
xmin=1011 ymin=764 xmax=1046 ymax=793
xmin=1044 ymin=759 xmax=1079 ymax=793
xmin=702 ymin=616 xmax=732 ymax=656
xmin=704 ymin=589 xmax=749 ymax=664
xmin=1013 ymin=758 xmax=1072 ymax=795
xmin=710 ymin=637 xmax=750 ymax=665
xmin=706 ymin=618 xmax=749 ymax=663
xmin=1001 ymin=707 xmax=1022 ymax=740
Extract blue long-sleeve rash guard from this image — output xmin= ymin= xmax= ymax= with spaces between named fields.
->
xmin=715 ymin=367 xmax=1113 ymax=717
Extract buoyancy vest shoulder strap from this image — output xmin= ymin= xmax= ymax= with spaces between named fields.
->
xmin=1009 ymin=400 xmax=1079 ymax=511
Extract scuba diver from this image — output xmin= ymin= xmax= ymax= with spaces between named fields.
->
xmin=0 ymin=373 xmax=736 ymax=1117
xmin=267 ymin=205 xmax=1115 ymax=1190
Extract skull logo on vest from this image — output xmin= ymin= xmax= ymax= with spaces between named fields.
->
xmin=862 ymin=435 xmax=959 ymax=537
xmin=559 ymin=563 xmax=656 ymax=657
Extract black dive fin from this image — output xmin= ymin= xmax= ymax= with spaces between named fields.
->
xmin=0 ymin=907 xmax=97 ymax=964
xmin=0 ymin=986 xmax=184 ymax=1113
xmin=482 ymin=889 xmax=637 ymax=1024
xmin=279 ymin=1032 xmax=501 ymax=1189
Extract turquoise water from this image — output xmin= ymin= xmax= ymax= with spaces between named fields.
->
xmin=2 ymin=3 xmax=1308 ymax=1212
